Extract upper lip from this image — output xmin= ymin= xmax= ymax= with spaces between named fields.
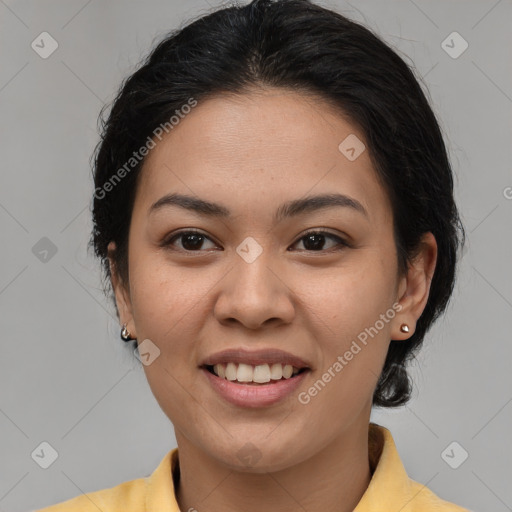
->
xmin=200 ymin=348 xmax=311 ymax=369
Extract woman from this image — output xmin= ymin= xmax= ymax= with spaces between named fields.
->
xmin=36 ymin=0 xmax=469 ymax=510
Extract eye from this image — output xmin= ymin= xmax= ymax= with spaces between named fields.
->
xmin=161 ymin=228 xmax=350 ymax=253
xmin=290 ymin=230 xmax=349 ymax=252
xmin=162 ymin=229 xmax=219 ymax=252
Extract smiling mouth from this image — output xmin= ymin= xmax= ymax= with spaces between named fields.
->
xmin=203 ymin=364 xmax=308 ymax=385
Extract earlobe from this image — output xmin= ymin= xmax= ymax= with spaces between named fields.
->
xmin=393 ymin=232 xmax=438 ymax=340
xmin=107 ymin=241 xmax=136 ymax=339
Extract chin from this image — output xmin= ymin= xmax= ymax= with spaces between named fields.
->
xmin=213 ymin=443 xmax=300 ymax=474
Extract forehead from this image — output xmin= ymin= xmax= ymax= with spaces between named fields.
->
xmin=135 ymin=87 xmax=392 ymax=226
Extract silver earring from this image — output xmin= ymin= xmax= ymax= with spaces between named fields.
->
xmin=120 ymin=323 xmax=133 ymax=342
xmin=400 ymin=324 xmax=409 ymax=333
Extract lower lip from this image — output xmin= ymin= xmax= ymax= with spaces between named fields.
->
xmin=201 ymin=367 xmax=309 ymax=408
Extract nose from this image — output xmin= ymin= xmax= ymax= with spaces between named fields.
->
xmin=213 ymin=250 xmax=296 ymax=330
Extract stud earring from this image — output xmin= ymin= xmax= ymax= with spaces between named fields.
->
xmin=120 ymin=323 xmax=134 ymax=342
xmin=400 ymin=324 xmax=409 ymax=333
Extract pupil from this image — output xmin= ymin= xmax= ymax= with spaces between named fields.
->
xmin=304 ymin=234 xmax=325 ymax=251
xmin=182 ymin=233 xmax=203 ymax=250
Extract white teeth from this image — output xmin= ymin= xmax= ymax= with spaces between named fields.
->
xmin=253 ymin=364 xmax=271 ymax=383
xmin=282 ymin=364 xmax=293 ymax=378
xmin=225 ymin=362 xmax=237 ymax=381
xmin=237 ymin=363 xmax=254 ymax=382
xmin=210 ymin=362 xmax=301 ymax=383
xmin=270 ymin=363 xmax=283 ymax=380
xmin=214 ymin=363 xmax=225 ymax=379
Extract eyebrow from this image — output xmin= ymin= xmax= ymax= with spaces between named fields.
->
xmin=149 ymin=192 xmax=368 ymax=222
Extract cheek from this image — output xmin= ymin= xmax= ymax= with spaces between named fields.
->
xmin=128 ymin=252 xmax=225 ymax=381
xmin=130 ymin=264 xmax=204 ymax=418
xmin=295 ymin=257 xmax=395 ymax=395
xmin=129 ymin=255 xmax=204 ymax=331
xmin=298 ymin=257 xmax=394 ymax=336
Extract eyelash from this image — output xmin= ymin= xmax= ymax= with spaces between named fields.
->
xmin=161 ymin=228 xmax=350 ymax=253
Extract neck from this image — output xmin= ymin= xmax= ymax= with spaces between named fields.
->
xmin=174 ymin=417 xmax=373 ymax=512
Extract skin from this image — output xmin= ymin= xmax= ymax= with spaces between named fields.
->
xmin=108 ymin=86 xmax=437 ymax=512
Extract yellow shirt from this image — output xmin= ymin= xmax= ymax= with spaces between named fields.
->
xmin=35 ymin=422 xmax=470 ymax=511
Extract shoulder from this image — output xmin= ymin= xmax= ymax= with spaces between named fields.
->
xmin=34 ymin=448 xmax=178 ymax=512
xmin=34 ymin=476 xmax=147 ymax=512
xmin=367 ymin=423 xmax=472 ymax=512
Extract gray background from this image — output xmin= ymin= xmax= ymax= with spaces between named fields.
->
xmin=1 ymin=0 xmax=511 ymax=511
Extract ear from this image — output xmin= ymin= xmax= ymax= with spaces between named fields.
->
xmin=393 ymin=231 xmax=438 ymax=340
xmin=107 ymin=241 xmax=137 ymax=339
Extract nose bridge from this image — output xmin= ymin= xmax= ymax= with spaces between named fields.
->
xmin=234 ymin=246 xmax=276 ymax=297
xmin=213 ymin=244 xmax=294 ymax=328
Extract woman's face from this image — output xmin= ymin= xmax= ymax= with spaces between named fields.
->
xmin=109 ymin=87 xmax=436 ymax=472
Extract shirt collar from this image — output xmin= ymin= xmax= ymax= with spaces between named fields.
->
xmin=145 ymin=422 xmax=417 ymax=512
xmin=354 ymin=422 xmax=414 ymax=510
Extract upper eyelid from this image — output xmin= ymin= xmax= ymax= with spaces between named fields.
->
xmin=297 ymin=228 xmax=346 ymax=239
xmin=166 ymin=228 xmax=216 ymax=243
xmin=291 ymin=230 xmax=349 ymax=248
